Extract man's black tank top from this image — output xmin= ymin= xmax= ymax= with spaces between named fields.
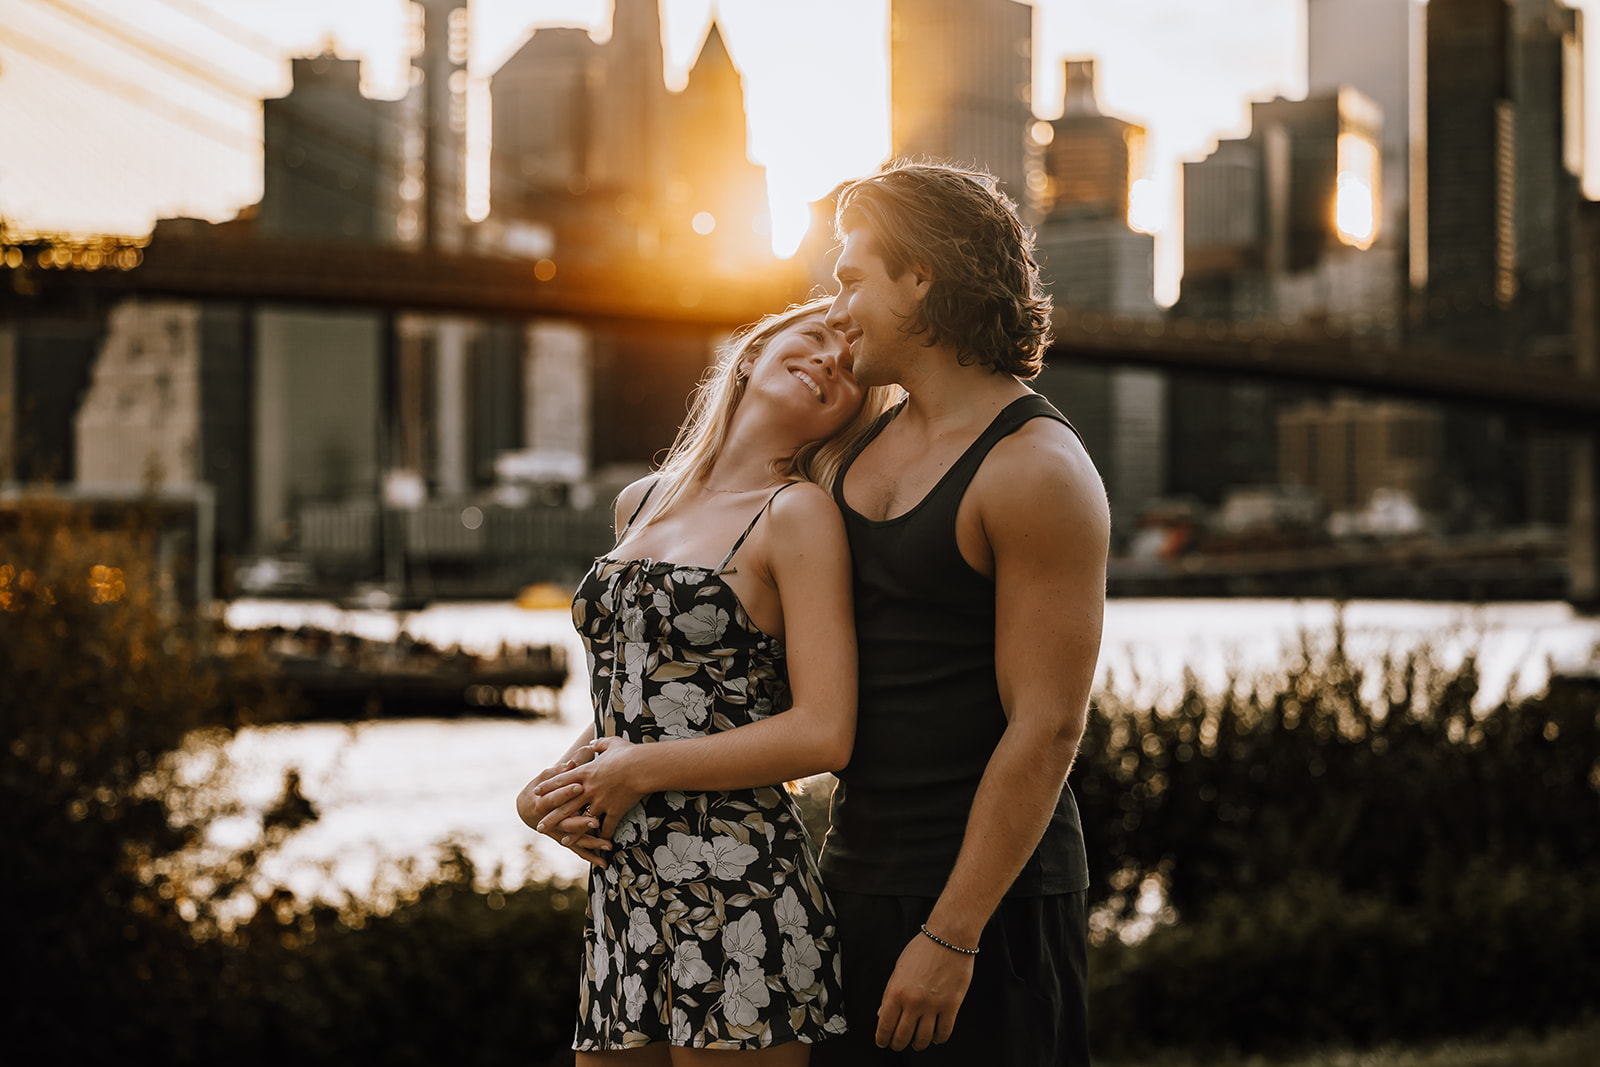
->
xmin=822 ymin=393 xmax=1091 ymax=898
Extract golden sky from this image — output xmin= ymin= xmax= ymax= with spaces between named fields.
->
xmin=0 ymin=0 xmax=1595 ymax=304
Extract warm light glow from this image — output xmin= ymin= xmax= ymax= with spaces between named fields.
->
xmin=1128 ymin=178 xmax=1163 ymax=234
xmin=1031 ymin=120 xmax=1055 ymax=146
xmin=1335 ymin=132 xmax=1378 ymax=250
xmin=464 ymin=76 xmax=493 ymax=223
xmin=691 ymin=211 xmax=717 ymax=235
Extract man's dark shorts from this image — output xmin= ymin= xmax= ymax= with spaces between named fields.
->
xmin=813 ymin=890 xmax=1090 ymax=1066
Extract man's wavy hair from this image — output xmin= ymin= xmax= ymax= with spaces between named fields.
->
xmin=834 ymin=160 xmax=1053 ymax=379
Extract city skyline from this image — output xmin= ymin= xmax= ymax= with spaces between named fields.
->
xmin=1 ymin=0 xmax=1597 ymax=305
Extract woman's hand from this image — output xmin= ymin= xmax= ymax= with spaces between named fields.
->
xmin=518 ymin=752 xmax=610 ymax=868
xmin=533 ymin=736 xmax=649 ymax=843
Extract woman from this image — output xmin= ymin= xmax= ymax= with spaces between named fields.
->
xmin=516 ymin=297 xmax=900 ymax=1062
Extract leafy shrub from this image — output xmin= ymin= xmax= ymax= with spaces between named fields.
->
xmin=1073 ymin=634 xmax=1600 ymax=921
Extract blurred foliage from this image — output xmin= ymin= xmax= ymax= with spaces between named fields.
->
xmin=5 ymin=495 xmax=1596 ymax=1062
xmin=1073 ymin=623 xmax=1600 ymax=1057
xmin=0 ymin=497 xmax=584 ymax=1065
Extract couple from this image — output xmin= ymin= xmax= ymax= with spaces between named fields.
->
xmin=517 ymin=161 xmax=1109 ymax=1064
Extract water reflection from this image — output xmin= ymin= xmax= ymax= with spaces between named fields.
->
xmin=204 ymin=598 xmax=1600 ymax=906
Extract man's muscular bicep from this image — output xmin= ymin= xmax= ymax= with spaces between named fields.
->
xmin=982 ymin=426 xmax=1109 ymax=742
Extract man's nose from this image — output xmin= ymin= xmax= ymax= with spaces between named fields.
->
xmin=825 ymin=292 xmax=850 ymax=332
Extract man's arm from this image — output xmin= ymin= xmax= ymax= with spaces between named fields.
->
xmin=875 ymin=419 xmax=1109 ymax=1052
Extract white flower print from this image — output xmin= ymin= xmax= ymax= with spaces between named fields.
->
xmin=719 ymin=962 xmax=773 ymax=1027
xmin=670 ymin=939 xmax=714 ymax=988
xmin=773 ymin=886 xmax=809 ymax=942
xmin=590 ymin=937 xmax=610 ymax=988
xmin=720 ymin=910 xmax=767 ymax=970
xmin=782 ymin=935 xmax=821 ymax=990
xmin=612 ymin=803 xmax=646 ymax=847
xmin=622 ymin=973 xmax=647 ymax=1020
xmin=673 ymin=603 xmax=729 ymax=646
xmin=670 ymin=1006 xmax=693 ymax=1044
xmin=702 ymin=835 xmax=761 ymax=880
xmin=619 ymin=602 xmax=646 ymax=643
xmin=664 ymin=790 xmax=686 ymax=810
xmin=652 ymin=831 xmax=705 ymax=882
xmin=619 ymin=647 xmax=646 ymax=722
xmin=627 ymin=907 xmax=659 ymax=953
xmin=649 ymin=681 xmax=711 ymax=727
xmin=671 ymin=567 xmax=705 ymax=585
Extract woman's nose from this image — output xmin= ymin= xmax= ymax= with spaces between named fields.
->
xmin=810 ymin=350 xmax=841 ymax=377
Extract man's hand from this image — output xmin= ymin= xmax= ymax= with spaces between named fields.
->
xmin=875 ymin=930 xmax=976 ymax=1051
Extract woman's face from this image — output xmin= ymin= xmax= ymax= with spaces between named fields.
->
xmin=741 ymin=314 xmax=864 ymax=441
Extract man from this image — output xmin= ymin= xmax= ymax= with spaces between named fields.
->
xmin=813 ymin=161 xmax=1107 ymax=1064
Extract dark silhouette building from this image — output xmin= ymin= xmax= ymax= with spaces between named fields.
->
xmin=260 ymin=54 xmax=404 ymax=244
xmin=486 ymin=6 xmax=767 ymax=273
xmin=1028 ymin=60 xmax=1165 ymax=537
xmin=1419 ymin=0 xmax=1584 ymax=526
xmin=1180 ymin=90 xmax=1392 ymax=329
xmin=890 ymin=0 xmax=1034 ymax=203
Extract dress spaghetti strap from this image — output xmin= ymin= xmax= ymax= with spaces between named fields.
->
xmin=613 ymin=479 xmax=660 ymax=546
xmin=715 ymin=482 xmax=800 ymax=575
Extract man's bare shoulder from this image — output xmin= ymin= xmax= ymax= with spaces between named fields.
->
xmin=985 ymin=415 xmax=1106 ymax=509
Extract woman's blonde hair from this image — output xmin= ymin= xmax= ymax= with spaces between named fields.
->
xmin=638 ymin=297 xmax=902 ymax=528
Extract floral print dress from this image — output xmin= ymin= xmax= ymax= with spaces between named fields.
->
xmin=569 ymin=485 xmax=848 ymax=1050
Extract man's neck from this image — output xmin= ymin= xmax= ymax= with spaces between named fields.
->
xmin=892 ymin=344 xmax=1031 ymax=432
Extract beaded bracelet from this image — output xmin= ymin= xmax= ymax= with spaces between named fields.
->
xmin=919 ymin=923 xmax=980 ymax=955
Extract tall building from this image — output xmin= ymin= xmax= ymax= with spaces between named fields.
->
xmin=410 ymin=0 xmax=470 ymax=252
xmin=1419 ymin=0 xmax=1583 ymax=527
xmin=259 ymin=54 xmax=405 ymax=244
xmin=1512 ymin=0 xmax=1584 ymax=352
xmin=487 ymin=6 xmax=766 ymax=270
xmin=665 ymin=23 xmax=770 ymax=269
xmin=1422 ymin=0 xmax=1516 ymax=347
xmin=1307 ymin=0 xmax=1422 ymax=277
xmin=1029 ymin=61 xmax=1165 ymax=535
xmin=890 ymin=0 xmax=1034 ymax=201
xmin=1180 ymin=90 xmax=1394 ymax=330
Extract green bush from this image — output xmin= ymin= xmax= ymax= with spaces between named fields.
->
xmin=1088 ymin=861 xmax=1600 ymax=1058
xmin=1073 ymin=634 xmax=1600 ymax=920
xmin=1074 ymin=623 xmax=1600 ymax=1056
xmin=1 ymin=499 xmax=586 ymax=1065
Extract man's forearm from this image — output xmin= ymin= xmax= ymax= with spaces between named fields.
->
xmin=923 ymin=716 xmax=1082 ymax=946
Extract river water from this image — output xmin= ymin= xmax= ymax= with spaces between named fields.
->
xmin=207 ymin=598 xmax=1600 ymax=904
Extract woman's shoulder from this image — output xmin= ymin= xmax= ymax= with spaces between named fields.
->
xmin=612 ymin=475 xmax=660 ymax=525
xmin=767 ymin=481 xmax=845 ymax=539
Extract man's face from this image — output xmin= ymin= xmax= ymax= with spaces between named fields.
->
xmin=826 ymin=227 xmax=929 ymax=388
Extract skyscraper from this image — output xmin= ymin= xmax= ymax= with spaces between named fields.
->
xmin=1179 ymin=90 xmax=1391 ymax=329
xmin=890 ymin=0 xmax=1034 ymax=200
xmin=1029 ymin=61 xmax=1165 ymax=536
xmin=1423 ymin=0 xmax=1515 ymax=349
xmin=260 ymin=54 xmax=404 ymax=244
xmin=411 ymin=0 xmax=470 ymax=253
xmin=1307 ymin=0 xmax=1422 ymax=272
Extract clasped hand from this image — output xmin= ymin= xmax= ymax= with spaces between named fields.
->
xmin=518 ymin=737 xmax=645 ymax=867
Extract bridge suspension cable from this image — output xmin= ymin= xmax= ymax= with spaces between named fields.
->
xmin=0 ymin=23 xmax=260 ymax=151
